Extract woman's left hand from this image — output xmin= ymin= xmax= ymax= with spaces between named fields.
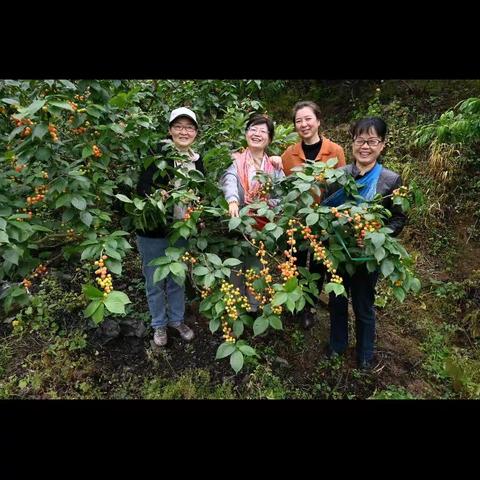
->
xmin=270 ymin=156 xmax=283 ymax=170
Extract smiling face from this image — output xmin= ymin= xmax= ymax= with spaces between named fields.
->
xmin=168 ymin=116 xmax=198 ymax=150
xmin=246 ymin=121 xmax=270 ymax=152
xmin=294 ymin=106 xmax=321 ymax=144
xmin=352 ymin=127 xmax=385 ymax=170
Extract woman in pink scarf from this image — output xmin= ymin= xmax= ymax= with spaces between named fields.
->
xmin=221 ymin=114 xmax=284 ymax=227
xmin=220 ymin=114 xmax=284 ymax=312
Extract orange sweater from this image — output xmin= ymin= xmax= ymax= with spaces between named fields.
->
xmin=281 ymin=137 xmax=346 ymax=177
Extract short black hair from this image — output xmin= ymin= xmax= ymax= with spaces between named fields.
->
xmin=245 ymin=114 xmax=275 ymax=141
xmin=292 ymin=101 xmax=322 ymax=124
xmin=350 ymin=117 xmax=387 ymax=140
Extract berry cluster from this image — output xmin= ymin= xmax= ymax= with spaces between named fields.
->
xmin=26 ymin=184 xmax=48 ymax=206
xmin=219 ymin=280 xmax=250 ymax=343
xmin=72 ymin=126 xmax=87 ymax=135
xmin=181 ymin=251 xmax=197 ymax=264
xmin=21 ymin=264 xmax=48 ymax=291
xmin=94 ymin=255 xmax=112 ymax=296
xmin=393 ymin=186 xmax=408 ymax=197
xmin=92 ymin=145 xmax=102 ymax=158
xmin=278 ymin=219 xmax=299 ymax=282
xmin=299 ymin=222 xmax=343 ymax=285
xmin=48 ymin=124 xmax=59 ymax=142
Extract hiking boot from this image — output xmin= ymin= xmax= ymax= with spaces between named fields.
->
xmin=153 ymin=327 xmax=168 ymax=347
xmin=171 ymin=322 xmax=194 ymax=342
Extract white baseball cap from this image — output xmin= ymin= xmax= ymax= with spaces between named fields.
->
xmin=169 ymin=107 xmax=198 ymax=128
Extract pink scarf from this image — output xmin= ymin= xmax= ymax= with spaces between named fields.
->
xmin=232 ymin=149 xmax=274 ymax=204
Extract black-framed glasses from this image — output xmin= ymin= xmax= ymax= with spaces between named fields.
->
xmin=353 ymin=138 xmax=383 ymax=147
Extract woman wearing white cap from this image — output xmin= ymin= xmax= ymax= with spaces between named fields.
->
xmin=136 ymin=107 xmax=202 ymax=347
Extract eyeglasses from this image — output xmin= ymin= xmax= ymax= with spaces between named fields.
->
xmin=171 ymin=124 xmax=197 ymax=133
xmin=248 ymin=127 xmax=269 ymax=136
xmin=353 ymin=138 xmax=383 ymax=147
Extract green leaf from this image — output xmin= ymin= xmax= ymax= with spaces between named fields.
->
xmin=228 ymin=217 xmax=242 ymax=231
xmin=204 ymin=273 xmax=215 ymax=288
xmin=106 ymin=259 xmax=122 ymax=275
xmin=176 ymin=226 xmax=190 ymax=240
xmin=115 ymin=193 xmax=133 ymax=203
xmin=82 ymin=145 xmax=93 ymax=159
xmin=84 ymin=299 xmax=102 ymax=318
xmin=55 ymin=194 xmax=72 ymax=209
xmin=21 ymin=99 xmax=46 ymax=117
xmin=169 ymin=262 xmax=185 ymax=276
xmin=374 ymin=246 xmax=386 ymax=262
xmin=83 ymin=284 xmax=104 ymax=299
xmin=148 ymin=256 xmax=171 ymax=266
xmin=81 ymin=245 xmax=99 ymax=261
xmin=381 ymin=259 xmax=395 ymax=277
xmin=393 ymin=287 xmax=406 ymax=303
xmin=283 ymin=277 xmax=298 ymax=292
xmin=32 ymin=123 xmax=48 ymax=140
xmin=223 ymin=258 xmax=242 ymax=267
xmin=105 ymin=247 xmax=121 ymax=261
xmin=286 ymin=298 xmax=296 ymax=313
xmin=233 ymin=320 xmax=244 ymax=337
xmin=193 ymin=266 xmax=209 ymax=276
xmin=306 ymin=212 xmax=319 ymax=226
xmin=133 ymin=198 xmax=145 ymax=210
xmin=165 ymin=247 xmax=183 ymax=260
xmin=216 ymin=342 xmax=236 ymax=359
xmin=269 ymin=226 xmax=281 ymax=240
xmin=153 ymin=265 xmax=170 ymax=283
xmin=324 ymin=282 xmax=345 ymax=296
xmin=272 ymin=292 xmax=288 ymax=306
xmin=104 ymin=290 xmax=131 ymax=314
xmin=269 ymin=315 xmax=283 ymax=330
xmin=214 ymin=301 xmax=225 ymax=316
xmin=230 ymin=350 xmax=244 ymax=373
xmin=253 ymin=316 xmax=269 ymax=336
xmin=238 ymin=345 xmax=256 ymax=356
xmin=206 ymin=253 xmax=222 ymax=266
xmin=71 ymin=195 xmax=87 ymax=210
xmin=410 ymin=277 xmax=421 ymax=293
xmin=0 ymin=231 xmax=9 ymax=244
xmin=263 ymin=222 xmax=276 ymax=231
xmin=2 ymin=249 xmax=19 ymax=265
xmin=80 ymin=211 xmax=93 ymax=227
xmin=49 ymin=101 xmax=75 ymax=111
xmin=91 ymin=303 xmax=105 ymax=324
xmin=209 ymin=318 xmax=220 ymax=333
xmin=369 ymin=232 xmax=386 ymax=249
xmin=197 ymin=238 xmax=208 ymax=250
xmin=35 ymin=147 xmax=51 ymax=161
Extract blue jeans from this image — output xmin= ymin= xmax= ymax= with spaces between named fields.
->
xmin=329 ymin=266 xmax=379 ymax=363
xmin=136 ymin=235 xmax=187 ymax=329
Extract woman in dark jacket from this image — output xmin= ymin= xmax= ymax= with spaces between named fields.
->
xmin=136 ymin=107 xmax=204 ymax=347
xmin=323 ymin=117 xmax=406 ymax=370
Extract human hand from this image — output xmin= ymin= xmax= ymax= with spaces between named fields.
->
xmin=270 ymin=156 xmax=283 ymax=170
xmin=228 ymin=201 xmax=239 ymax=217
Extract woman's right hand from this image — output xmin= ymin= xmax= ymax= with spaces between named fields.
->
xmin=228 ymin=201 xmax=239 ymax=217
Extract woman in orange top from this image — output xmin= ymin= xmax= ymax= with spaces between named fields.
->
xmin=280 ymin=100 xmax=346 ymax=175
xmin=272 ymin=100 xmax=346 ymax=330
